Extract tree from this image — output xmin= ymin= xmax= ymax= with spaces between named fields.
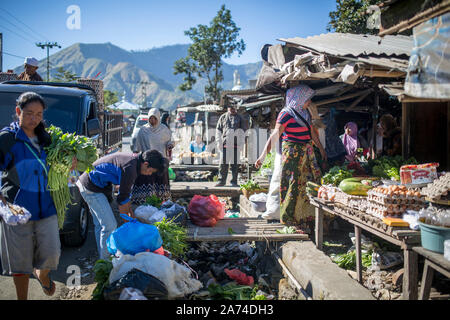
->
xmin=173 ymin=5 xmax=245 ymax=102
xmin=104 ymin=90 xmax=119 ymax=106
xmin=52 ymin=66 xmax=78 ymax=82
xmin=327 ymin=0 xmax=383 ymax=35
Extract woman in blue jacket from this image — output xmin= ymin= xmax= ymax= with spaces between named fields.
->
xmin=0 ymin=92 xmax=74 ymax=299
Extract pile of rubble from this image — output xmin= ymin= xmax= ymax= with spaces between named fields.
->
xmin=184 ymin=241 xmax=279 ymax=300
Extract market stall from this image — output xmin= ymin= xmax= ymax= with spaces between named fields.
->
xmin=306 ymin=159 xmax=449 ymax=300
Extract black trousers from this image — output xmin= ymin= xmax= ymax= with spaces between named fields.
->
xmin=218 ymin=147 xmax=238 ymax=184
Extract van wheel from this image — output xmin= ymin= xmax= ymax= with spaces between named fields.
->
xmin=61 ymin=201 xmax=90 ymax=247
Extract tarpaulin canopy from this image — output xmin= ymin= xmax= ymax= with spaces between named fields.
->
xmin=108 ymin=99 xmax=140 ymax=110
xmin=404 ymin=12 xmax=450 ymax=99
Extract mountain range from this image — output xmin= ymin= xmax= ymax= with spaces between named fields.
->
xmin=13 ymin=42 xmax=262 ymax=111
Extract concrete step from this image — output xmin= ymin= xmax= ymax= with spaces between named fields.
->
xmin=280 ymin=241 xmax=375 ymax=300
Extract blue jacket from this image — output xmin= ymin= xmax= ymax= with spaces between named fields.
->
xmin=0 ymin=122 xmax=57 ymax=221
xmin=78 ymin=152 xmax=141 ymax=206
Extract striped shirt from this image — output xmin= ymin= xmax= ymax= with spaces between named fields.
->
xmin=277 ymin=110 xmax=311 ymax=144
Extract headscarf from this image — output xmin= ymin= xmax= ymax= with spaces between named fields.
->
xmin=342 ymin=122 xmax=359 ymax=162
xmin=136 ymin=108 xmax=174 ymax=157
xmin=282 ymin=84 xmax=315 ymax=127
xmin=147 ymin=108 xmax=162 ymax=133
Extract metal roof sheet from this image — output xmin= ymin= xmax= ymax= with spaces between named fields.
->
xmin=278 ymin=33 xmax=413 ymax=58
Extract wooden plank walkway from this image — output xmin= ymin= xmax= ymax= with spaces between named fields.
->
xmin=171 ymin=181 xmax=241 ymax=198
xmin=170 ymin=164 xmax=219 ymax=172
xmin=186 ymin=217 xmax=309 ymax=242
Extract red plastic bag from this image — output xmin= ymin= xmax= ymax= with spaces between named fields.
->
xmin=224 ymin=268 xmax=254 ymax=286
xmin=188 ymin=194 xmax=225 ymax=227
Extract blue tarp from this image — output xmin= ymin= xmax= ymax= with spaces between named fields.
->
xmin=405 ymin=12 xmax=450 ymax=99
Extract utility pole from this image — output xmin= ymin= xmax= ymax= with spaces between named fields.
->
xmin=138 ymin=80 xmax=151 ymax=109
xmin=0 ymin=33 xmax=3 ymax=72
xmin=36 ymin=41 xmax=61 ymax=81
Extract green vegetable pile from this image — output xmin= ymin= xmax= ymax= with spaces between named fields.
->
xmin=321 ymin=166 xmax=354 ymax=186
xmin=45 ymin=125 xmax=98 ymax=228
xmin=276 ymin=226 xmax=296 ymax=234
xmin=239 ymin=180 xmax=261 ymax=191
xmin=92 ymin=258 xmax=113 ymax=300
xmin=369 ymin=156 xmax=418 ymax=181
xmin=207 ymin=283 xmax=263 ymax=300
xmin=153 ymin=215 xmax=188 ymax=258
xmin=145 ymin=194 xmax=163 ymax=208
xmin=331 ymin=250 xmax=373 ymax=270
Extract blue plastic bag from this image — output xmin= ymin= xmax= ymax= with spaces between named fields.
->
xmin=107 ymin=214 xmax=163 ymax=255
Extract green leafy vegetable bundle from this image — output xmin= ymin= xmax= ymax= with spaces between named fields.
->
xmin=331 ymin=250 xmax=373 ymax=270
xmin=92 ymin=258 xmax=113 ymax=300
xmin=153 ymin=215 xmax=188 ymax=258
xmin=145 ymin=195 xmax=163 ymax=208
xmin=45 ymin=125 xmax=98 ymax=228
xmin=368 ymin=156 xmax=418 ymax=181
xmin=207 ymin=283 xmax=255 ymax=300
xmin=257 ymin=152 xmax=275 ymax=176
xmin=321 ymin=166 xmax=354 ymax=186
xmin=239 ymin=180 xmax=261 ymax=191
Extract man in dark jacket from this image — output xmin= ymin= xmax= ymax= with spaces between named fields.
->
xmin=76 ymin=150 xmax=165 ymax=259
xmin=215 ymin=106 xmax=248 ymax=187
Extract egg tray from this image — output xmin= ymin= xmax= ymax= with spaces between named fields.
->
xmin=367 ymin=193 xmax=425 ymax=205
xmin=421 ymin=173 xmax=450 ymax=200
xmin=367 ymin=201 xmax=423 ymax=218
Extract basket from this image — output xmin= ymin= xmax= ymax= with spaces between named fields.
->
xmin=418 ymin=222 xmax=450 ymax=253
xmin=242 ymin=188 xmax=267 ymax=199
xmin=77 ymin=78 xmax=105 ymax=110
xmin=0 ymin=72 xmax=18 ymax=82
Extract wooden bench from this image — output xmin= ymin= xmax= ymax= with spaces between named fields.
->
xmin=412 ymin=246 xmax=450 ymax=300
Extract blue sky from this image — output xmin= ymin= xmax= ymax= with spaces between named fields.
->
xmin=1 ymin=0 xmax=338 ymax=70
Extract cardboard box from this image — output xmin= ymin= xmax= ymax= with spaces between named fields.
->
xmin=400 ymin=163 xmax=439 ymax=186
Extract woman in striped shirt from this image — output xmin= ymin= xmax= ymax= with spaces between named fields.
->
xmin=255 ymin=85 xmax=326 ymax=226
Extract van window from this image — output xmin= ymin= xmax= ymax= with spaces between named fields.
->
xmin=0 ymin=92 xmax=81 ymax=133
xmin=87 ymin=101 xmax=96 ymax=119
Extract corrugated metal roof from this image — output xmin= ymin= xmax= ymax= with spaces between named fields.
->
xmin=239 ymin=96 xmax=284 ymax=109
xmin=278 ymin=33 xmax=413 ymax=57
xmin=177 ymin=104 xmax=223 ymax=112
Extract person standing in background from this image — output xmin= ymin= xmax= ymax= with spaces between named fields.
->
xmin=134 ymin=108 xmax=173 ymax=203
xmin=215 ymin=106 xmax=248 ymax=187
xmin=17 ymin=57 xmax=43 ymax=82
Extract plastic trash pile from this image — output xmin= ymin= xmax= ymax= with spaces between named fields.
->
xmin=93 ymin=199 xmax=199 ymax=300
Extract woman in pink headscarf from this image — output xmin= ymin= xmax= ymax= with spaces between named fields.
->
xmin=342 ymin=122 xmax=360 ymax=162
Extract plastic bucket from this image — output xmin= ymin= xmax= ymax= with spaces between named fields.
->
xmin=251 ymin=201 xmax=267 ymax=212
xmin=418 ymin=222 xmax=450 ymax=253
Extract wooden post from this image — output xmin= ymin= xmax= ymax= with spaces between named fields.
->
xmin=355 ymin=225 xmax=363 ymax=283
xmin=315 ymin=206 xmax=323 ymax=250
xmin=403 ymin=249 xmax=418 ymax=300
xmin=419 ymin=260 xmax=434 ymax=300
xmin=402 ymin=102 xmax=411 ymax=159
xmin=371 ymin=90 xmax=379 ymax=160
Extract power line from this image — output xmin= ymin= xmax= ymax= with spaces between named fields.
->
xmin=0 ymin=23 xmax=37 ymax=44
xmin=0 ymin=13 xmax=43 ymax=43
xmin=0 ymin=8 xmax=49 ymax=41
xmin=3 ymin=51 xmax=25 ymax=59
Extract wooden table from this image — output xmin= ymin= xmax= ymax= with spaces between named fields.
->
xmin=412 ymin=246 xmax=450 ymax=300
xmin=310 ymin=197 xmax=422 ymax=300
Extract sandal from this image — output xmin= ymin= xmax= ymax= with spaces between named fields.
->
xmin=32 ymin=271 xmax=56 ymax=296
